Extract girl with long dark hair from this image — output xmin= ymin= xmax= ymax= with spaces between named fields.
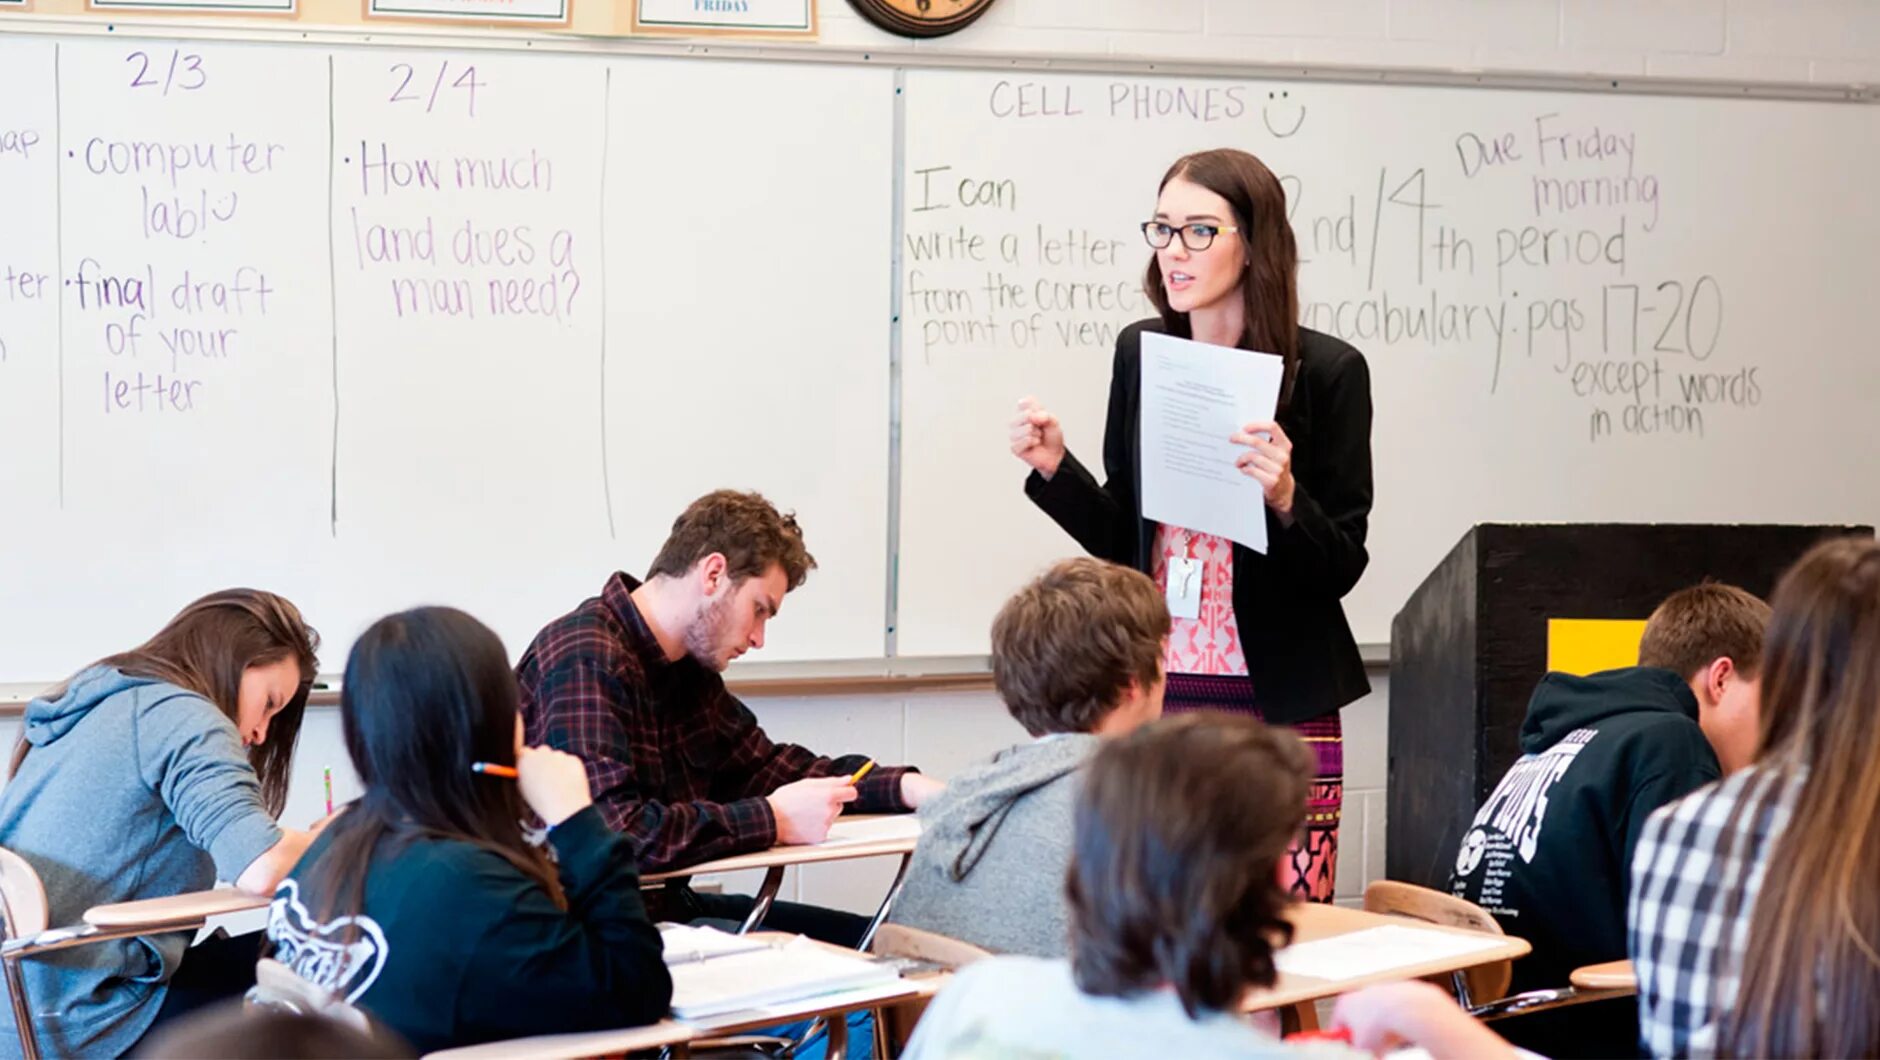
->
xmin=266 ymin=607 xmax=669 ymax=1053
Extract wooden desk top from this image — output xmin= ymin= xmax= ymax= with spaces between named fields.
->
xmin=83 ymin=888 xmax=271 ymax=929
xmin=1241 ymin=903 xmax=1532 ymax=1012
xmin=422 ymin=932 xmax=941 ymax=1060
xmin=422 ymin=1021 xmax=695 ymax=1060
xmin=642 ymin=815 xmax=921 ymax=883
xmin=1570 ymin=959 xmax=1637 ymax=992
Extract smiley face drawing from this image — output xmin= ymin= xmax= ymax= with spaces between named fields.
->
xmin=1263 ymin=89 xmax=1306 ymax=138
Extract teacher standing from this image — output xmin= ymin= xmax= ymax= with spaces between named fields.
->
xmin=1009 ymin=148 xmax=1373 ymax=902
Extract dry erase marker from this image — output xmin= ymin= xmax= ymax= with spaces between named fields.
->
xmin=323 ymin=767 xmax=333 ymax=815
xmin=847 ymin=760 xmax=876 ymax=785
xmin=471 ymin=762 xmax=520 ymax=779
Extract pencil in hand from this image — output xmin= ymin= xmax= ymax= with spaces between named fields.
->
xmin=846 ymin=760 xmax=876 ymax=786
xmin=471 ymin=762 xmax=520 ymax=779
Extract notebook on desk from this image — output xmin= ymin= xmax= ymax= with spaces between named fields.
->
xmin=666 ymin=934 xmax=902 ymax=1019
xmin=818 ymin=815 xmax=922 ymax=847
xmin=659 ymin=923 xmax=771 ymax=965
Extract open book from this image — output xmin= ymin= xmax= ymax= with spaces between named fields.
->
xmin=665 ymin=933 xmax=902 ymax=1020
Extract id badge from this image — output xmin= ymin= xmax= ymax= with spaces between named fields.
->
xmin=1166 ymin=555 xmax=1202 ymax=620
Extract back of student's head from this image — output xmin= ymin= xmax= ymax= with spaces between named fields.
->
xmin=135 ymin=1002 xmax=411 ymax=1058
xmin=1638 ymin=581 xmax=1769 ymax=682
xmin=1720 ymin=536 xmax=1880 ymax=1057
xmin=303 ymin=607 xmax=560 ymax=926
xmin=991 ymin=558 xmax=1170 ymax=737
xmin=26 ymin=588 xmax=320 ymax=814
xmin=646 ymin=489 xmax=817 ymax=591
xmin=1066 ymin=713 xmax=1311 ymax=1017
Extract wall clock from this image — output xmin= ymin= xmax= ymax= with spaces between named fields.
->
xmin=848 ymin=0 xmax=999 ymax=38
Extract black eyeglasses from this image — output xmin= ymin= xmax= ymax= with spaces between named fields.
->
xmin=1141 ymin=221 xmax=1240 ymax=252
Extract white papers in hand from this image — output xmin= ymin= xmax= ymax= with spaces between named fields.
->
xmin=1138 ymin=331 xmax=1283 ymax=554
xmin=1272 ymin=925 xmax=1507 ymax=981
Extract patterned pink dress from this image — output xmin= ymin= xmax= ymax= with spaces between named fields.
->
xmin=1150 ymin=522 xmax=1345 ymax=903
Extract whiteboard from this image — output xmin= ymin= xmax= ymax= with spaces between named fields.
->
xmin=894 ymin=69 xmax=1880 ymax=653
xmin=0 ymin=36 xmax=892 ymax=681
xmin=3 ymin=29 xmax=1878 ymax=681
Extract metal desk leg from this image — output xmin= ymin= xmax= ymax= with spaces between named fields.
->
xmin=856 ymin=853 xmax=914 ymax=952
xmin=737 ymin=865 xmax=788 ymax=935
xmin=824 ymin=1008 xmax=849 ymax=1060
xmin=4 ymin=957 xmax=38 ymax=1060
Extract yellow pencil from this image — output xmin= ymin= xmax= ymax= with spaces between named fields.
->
xmin=846 ymin=760 xmax=876 ymax=785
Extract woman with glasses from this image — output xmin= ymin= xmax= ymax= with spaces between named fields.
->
xmin=1008 ymin=147 xmax=1373 ymax=903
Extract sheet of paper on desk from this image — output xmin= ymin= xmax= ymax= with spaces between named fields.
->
xmin=659 ymin=924 xmax=770 ymax=965
xmin=669 ymin=937 xmax=901 ymax=1019
xmin=818 ymin=815 xmax=923 ymax=847
xmin=1273 ymin=925 xmax=1506 ymax=981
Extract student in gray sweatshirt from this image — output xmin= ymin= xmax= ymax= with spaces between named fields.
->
xmin=905 ymin=715 xmax=1520 ymax=1060
xmin=889 ymin=557 xmax=1168 ymax=957
xmin=0 ymin=590 xmax=321 ymax=1059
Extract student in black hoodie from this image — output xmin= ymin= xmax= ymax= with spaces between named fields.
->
xmin=1449 ymin=582 xmax=1767 ymax=1057
xmin=265 ymin=607 xmax=671 ymax=1054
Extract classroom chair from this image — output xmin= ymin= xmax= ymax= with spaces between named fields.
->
xmin=1361 ymin=881 xmax=1633 ymax=1019
xmin=0 ymin=845 xmax=270 ymax=1060
xmin=865 ymin=923 xmax=991 ymax=1056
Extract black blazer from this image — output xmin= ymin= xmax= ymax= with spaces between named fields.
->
xmin=1025 ymin=318 xmax=1373 ymax=725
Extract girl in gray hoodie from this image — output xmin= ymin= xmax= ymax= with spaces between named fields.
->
xmin=0 ymin=589 xmax=320 ymax=1059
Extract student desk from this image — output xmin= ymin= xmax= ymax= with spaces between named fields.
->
xmin=1249 ymin=903 xmax=1534 ymax=1030
xmin=423 ymin=934 xmax=947 ymax=1060
xmin=83 ymin=888 xmax=271 ymax=930
xmin=1570 ymin=959 xmax=1637 ymax=993
xmin=641 ymin=815 xmax=922 ymax=943
xmin=3 ymin=888 xmax=273 ymax=960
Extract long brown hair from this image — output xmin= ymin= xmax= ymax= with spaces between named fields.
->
xmin=1144 ymin=148 xmax=1302 ymax=407
xmin=15 ymin=589 xmax=318 ymax=815
xmin=1067 ymin=713 xmax=1311 ymax=1016
xmin=302 ymin=607 xmax=561 ymax=934
xmin=1718 ymin=536 xmax=1880 ymax=1056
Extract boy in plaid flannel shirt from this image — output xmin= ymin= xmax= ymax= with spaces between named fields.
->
xmin=518 ymin=490 xmax=943 ymax=942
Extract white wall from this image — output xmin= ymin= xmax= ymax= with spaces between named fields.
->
xmin=816 ymin=0 xmax=1880 ymax=86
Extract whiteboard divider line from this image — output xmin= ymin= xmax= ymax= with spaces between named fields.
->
xmin=327 ymin=53 xmax=340 ymax=536
xmin=599 ymin=65 xmax=617 ymax=539
xmin=0 ymin=17 xmax=1871 ymax=104
xmin=53 ymin=42 xmax=64 ymax=511
xmin=883 ymin=67 xmax=907 ymax=659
